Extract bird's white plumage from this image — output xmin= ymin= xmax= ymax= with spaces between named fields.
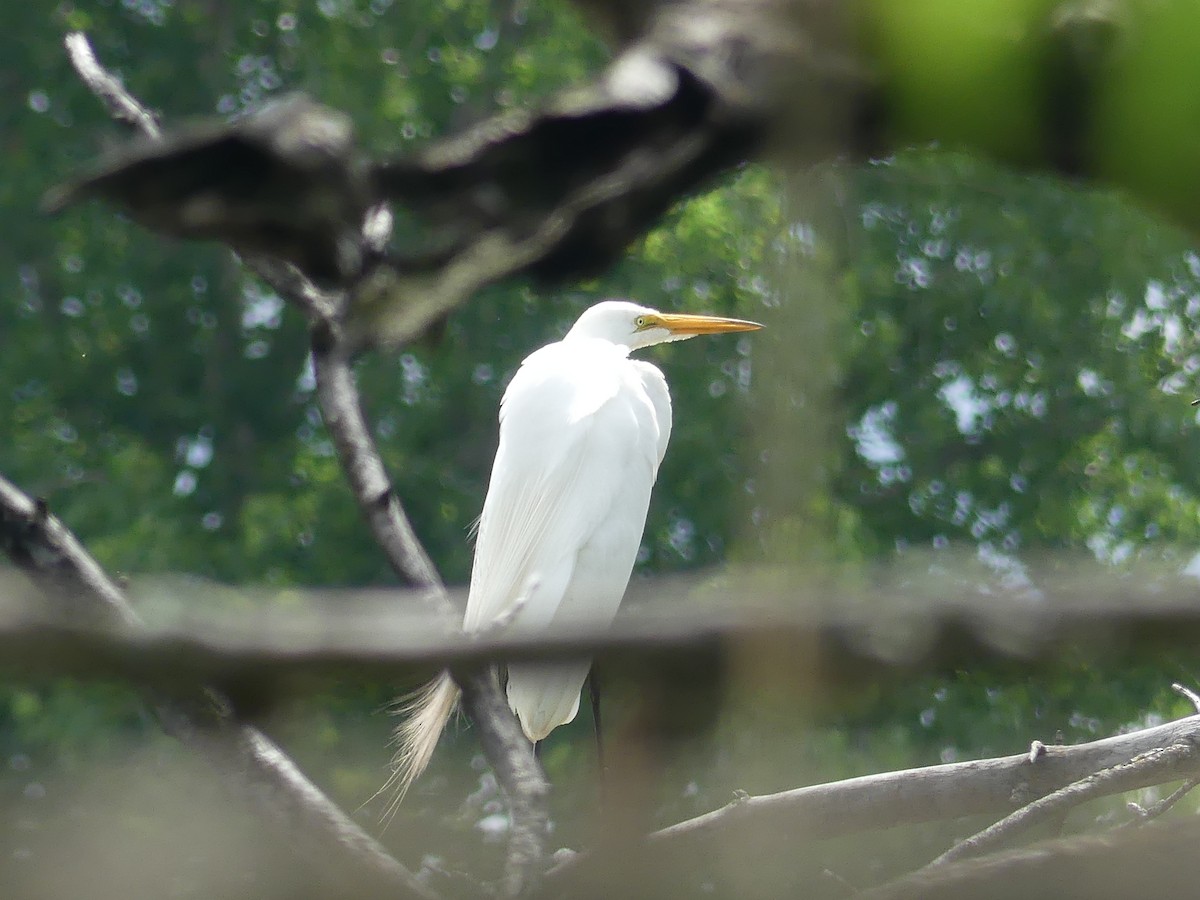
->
xmin=387 ymin=300 xmax=759 ymax=804
xmin=466 ymin=322 xmax=672 ymax=739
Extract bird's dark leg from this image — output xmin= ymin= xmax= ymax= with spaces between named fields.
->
xmin=533 ymin=740 xmax=542 ymax=761
xmin=588 ymin=669 xmax=606 ymax=778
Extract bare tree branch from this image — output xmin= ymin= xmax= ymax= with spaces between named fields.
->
xmin=1171 ymin=681 xmax=1200 ymax=714
xmin=0 ymin=479 xmax=138 ymax=629
xmin=307 ymin=329 xmax=550 ymax=894
xmin=638 ymin=712 xmax=1200 ymax=850
xmin=0 ymin=474 xmax=435 ymax=900
xmin=534 ymin=711 xmax=1200 ymax=892
xmin=855 ymin=816 xmax=1200 ymax=900
xmin=43 ymin=89 xmax=371 ymax=285
xmin=49 ymin=3 xmax=864 ymax=349
xmin=922 ymin=740 xmax=1200 ymax=869
xmin=243 ymin=254 xmax=344 ymax=322
xmin=6 ymin=575 xmax=1200 ymax=875
xmin=308 ymin=327 xmax=452 ymax=615
xmin=51 ymin=3 xmax=1200 ymax=352
xmin=458 ymin=668 xmax=551 ymax=898
xmin=55 ymin=29 xmax=551 ymax=894
xmin=1117 ymin=775 xmax=1200 ymax=828
xmin=9 ymin=573 xmax=1200 ymax=693
xmin=63 ymin=32 xmax=161 ymax=139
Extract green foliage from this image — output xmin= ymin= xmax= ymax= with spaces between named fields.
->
xmin=860 ymin=0 xmax=1059 ymax=162
xmin=5 ymin=0 xmax=1200 ymax=871
xmin=859 ymin=0 xmax=1200 ymax=238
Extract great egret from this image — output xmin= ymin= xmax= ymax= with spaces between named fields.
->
xmin=390 ymin=299 xmax=762 ymax=800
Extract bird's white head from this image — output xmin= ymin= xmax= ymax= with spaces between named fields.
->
xmin=564 ymin=299 xmax=762 ymax=352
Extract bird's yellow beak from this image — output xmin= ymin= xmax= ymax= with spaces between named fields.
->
xmin=649 ymin=313 xmax=764 ymax=335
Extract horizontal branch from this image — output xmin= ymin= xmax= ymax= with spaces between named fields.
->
xmin=543 ymin=711 xmax=1200 ymax=891
xmin=5 ymin=572 xmax=1200 ymax=691
xmin=644 ymin=715 xmax=1200 ymax=850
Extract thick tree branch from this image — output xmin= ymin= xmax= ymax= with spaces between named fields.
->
xmin=545 ymin=712 xmax=1200 ymax=893
xmin=50 ymin=3 xmax=863 ymax=349
xmin=0 ymin=479 xmax=138 ymax=629
xmin=0 ymin=474 xmax=435 ymax=900
xmin=53 ymin=2 xmax=1200 ymax=353
xmin=641 ymin=712 xmax=1200 ymax=850
xmin=50 ymin=3 xmax=1200 ymax=353
xmin=458 ymin=668 xmax=552 ymax=898
xmin=5 ymin=575 xmax=1200 ymax=871
xmin=8 ymin=575 xmax=1200 ymax=691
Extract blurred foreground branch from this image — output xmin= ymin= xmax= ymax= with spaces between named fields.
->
xmin=5 ymin=565 xmax=1200 ymax=689
xmin=47 ymin=3 xmax=850 ymax=348
xmin=50 ymin=3 xmax=1200 ymax=349
xmin=6 ymin=552 xmax=1200 ymax=895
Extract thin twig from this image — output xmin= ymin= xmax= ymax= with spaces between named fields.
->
xmin=923 ymin=741 xmax=1200 ymax=869
xmin=64 ymin=32 xmax=161 ymax=139
xmin=242 ymin=254 xmax=344 ymax=322
xmin=856 ymin=816 xmax=1200 ymax=900
xmin=0 ymin=474 xmax=435 ymax=900
xmin=1117 ymin=776 xmax=1200 ymax=828
xmin=67 ymin=31 xmax=345 ymax=326
xmin=1172 ymin=681 xmax=1200 ymax=714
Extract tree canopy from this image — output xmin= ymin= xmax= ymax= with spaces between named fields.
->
xmin=5 ymin=1 xmax=1200 ymax=894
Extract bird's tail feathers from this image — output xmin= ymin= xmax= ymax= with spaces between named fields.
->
xmin=378 ymin=671 xmax=460 ymax=823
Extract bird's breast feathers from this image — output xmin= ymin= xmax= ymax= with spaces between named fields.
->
xmin=501 ymin=338 xmax=669 ymax=435
xmin=463 ymin=338 xmax=671 ymax=632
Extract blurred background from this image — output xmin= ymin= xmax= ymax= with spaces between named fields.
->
xmin=5 ymin=0 xmax=1200 ymax=896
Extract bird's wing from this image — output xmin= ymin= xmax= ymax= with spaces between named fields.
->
xmin=461 ymin=342 xmax=664 ymax=635
xmin=631 ymin=359 xmax=672 ymax=467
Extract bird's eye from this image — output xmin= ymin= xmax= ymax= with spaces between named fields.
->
xmin=635 ymin=316 xmax=649 ymax=328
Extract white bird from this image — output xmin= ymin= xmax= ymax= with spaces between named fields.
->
xmin=389 ymin=299 xmax=762 ymax=802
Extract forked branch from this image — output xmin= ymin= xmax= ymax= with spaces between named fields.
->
xmin=59 ymin=30 xmax=549 ymax=896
